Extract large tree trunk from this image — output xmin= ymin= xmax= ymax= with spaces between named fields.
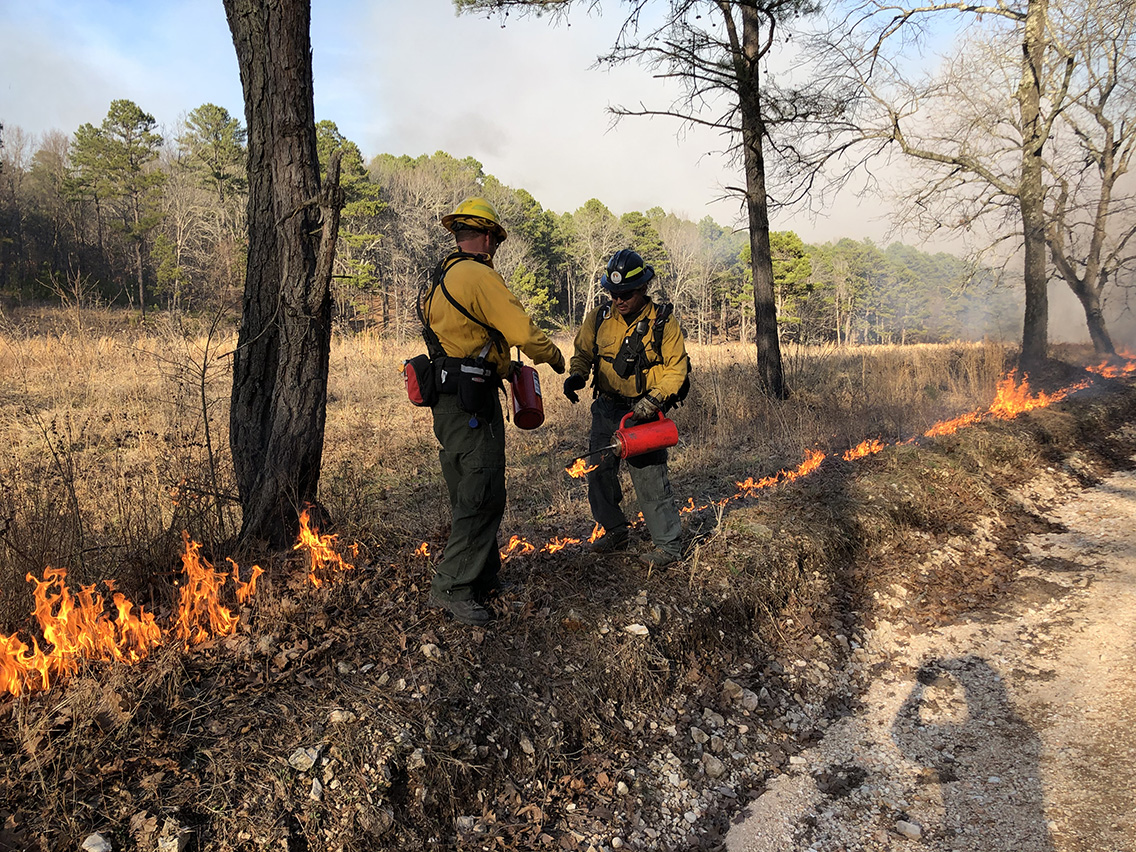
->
xmin=1017 ymin=0 xmax=1050 ymax=369
xmin=1080 ymin=285 xmax=1116 ymax=356
xmin=224 ymin=0 xmax=343 ymax=547
xmin=740 ymin=5 xmax=786 ymax=399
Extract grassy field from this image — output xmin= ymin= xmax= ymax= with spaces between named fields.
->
xmin=4 ymin=306 xmax=1134 ymax=851
xmin=0 ymin=307 xmax=1012 ymax=623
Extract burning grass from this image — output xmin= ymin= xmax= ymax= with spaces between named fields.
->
xmin=3 ymin=308 xmax=1136 ymax=850
xmin=1 ymin=533 xmax=261 ymax=697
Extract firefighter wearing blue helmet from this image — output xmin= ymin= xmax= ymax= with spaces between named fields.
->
xmin=563 ymin=249 xmax=690 ymax=567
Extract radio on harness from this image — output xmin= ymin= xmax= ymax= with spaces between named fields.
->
xmin=590 ymin=300 xmax=691 ymax=409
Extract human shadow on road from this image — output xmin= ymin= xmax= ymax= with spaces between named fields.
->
xmin=891 ymin=656 xmax=1054 ymax=851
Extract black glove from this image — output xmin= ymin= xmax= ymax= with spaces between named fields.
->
xmin=632 ymin=395 xmax=662 ymax=421
xmin=563 ymin=373 xmax=587 ymax=404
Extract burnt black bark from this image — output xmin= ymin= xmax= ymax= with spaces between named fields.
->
xmin=223 ymin=0 xmax=344 ymax=547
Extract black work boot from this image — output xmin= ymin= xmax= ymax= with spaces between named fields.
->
xmin=639 ymin=548 xmax=680 ymax=569
xmin=590 ymin=531 xmax=630 ymax=553
xmin=428 ymin=595 xmax=493 ymax=627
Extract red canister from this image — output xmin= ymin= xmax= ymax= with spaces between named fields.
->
xmin=613 ymin=411 xmax=679 ymax=458
xmin=509 ymin=364 xmax=545 ymax=429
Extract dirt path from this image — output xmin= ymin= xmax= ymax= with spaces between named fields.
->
xmin=725 ymin=464 xmax=1136 ymax=852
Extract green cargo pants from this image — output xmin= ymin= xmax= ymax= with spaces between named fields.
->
xmin=430 ymin=392 xmax=506 ymax=602
xmin=587 ymin=396 xmax=683 ymax=557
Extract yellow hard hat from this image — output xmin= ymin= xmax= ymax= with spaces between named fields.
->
xmin=442 ymin=196 xmax=508 ymax=242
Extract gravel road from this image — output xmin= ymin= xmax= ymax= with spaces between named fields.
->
xmin=725 ymin=464 xmax=1136 ymax=852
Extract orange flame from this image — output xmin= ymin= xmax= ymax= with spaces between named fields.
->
xmin=541 ymin=537 xmax=581 ymax=554
xmin=587 ymin=523 xmax=604 ymax=544
xmin=1087 ymin=362 xmax=1133 ymax=379
xmin=2 ymin=533 xmax=263 ymax=697
xmin=173 ymin=532 xmax=241 ymax=646
xmin=679 ymin=496 xmax=719 ymax=515
xmin=843 ymin=439 xmax=886 ymax=461
xmin=3 ymin=368 xmax=1113 ymax=698
xmin=1085 ymin=352 xmax=1136 ymax=379
xmin=923 ymin=371 xmax=1090 ymax=438
xmin=232 ymin=561 xmax=263 ymax=606
xmin=735 ymin=449 xmax=826 ymax=497
xmin=987 ymin=371 xmax=1059 ymax=418
xmin=1 ymin=566 xmax=163 ymax=697
xmin=414 ymin=541 xmax=431 ymax=558
xmin=500 ymin=535 xmax=536 ymax=559
xmin=294 ymin=508 xmax=357 ymax=588
xmin=923 ymin=411 xmax=982 ymax=438
xmin=566 ymin=458 xmax=598 ymax=479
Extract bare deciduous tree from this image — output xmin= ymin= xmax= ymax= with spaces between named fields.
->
xmin=814 ymin=0 xmax=1136 ymax=364
xmin=565 ymin=198 xmax=628 ymax=322
xmin=1044 ymin=0 xmax=1136 ymax=356
xmin=369 ymin=152 xmax=481 ymax=340
xmin=454 ymin=0 xmax=832 ymax=399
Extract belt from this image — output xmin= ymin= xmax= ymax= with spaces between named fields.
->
xmin=600 ymin=391 xmax=641 ymax=408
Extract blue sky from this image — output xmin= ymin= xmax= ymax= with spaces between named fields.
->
xmin=1 ymin=0 xmax=901 ymax=243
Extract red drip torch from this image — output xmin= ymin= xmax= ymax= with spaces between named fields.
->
xmin=508 ymin=355 xmax=545 ymax=430
xmin=612 ymin=411 xmax=678 ymax=457
xmin=575 ymin=411 xmax=679 ymax=463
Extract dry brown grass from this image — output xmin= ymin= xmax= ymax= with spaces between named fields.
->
xmin=0 ymin=311 xmax=1014 ymax=629
xmin=10 ymin=308 xmax=1134 ymax=851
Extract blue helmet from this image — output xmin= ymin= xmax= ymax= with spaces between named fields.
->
xmin=601 ymin=249 xmax=655 ymax=295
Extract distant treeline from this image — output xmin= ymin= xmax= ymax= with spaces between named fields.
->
xmin=0 ymin=100 xmax=1021 ymax=344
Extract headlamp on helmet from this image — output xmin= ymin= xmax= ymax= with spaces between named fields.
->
xmin=601 ymin=248 xmax=654 ymax=295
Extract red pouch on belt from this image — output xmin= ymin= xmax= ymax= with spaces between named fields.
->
xmin=402 ymin=354 xmax=438 ymax=407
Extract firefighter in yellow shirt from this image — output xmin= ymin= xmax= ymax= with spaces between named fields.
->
xmin=420 ymin=197 xmax=565 ymax=627
xmin=563 ymin=249 xmax=690 ymax=567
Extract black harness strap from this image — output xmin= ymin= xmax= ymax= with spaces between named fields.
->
xmin=419 ymin=252 xmax=506 ymax=359
xmin=591 ymin=300 xmax=663 ymax=397
xmin=591 ymin=300 xmax=689 ymax=407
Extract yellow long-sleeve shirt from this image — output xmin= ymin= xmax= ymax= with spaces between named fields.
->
xmin=570 ymin=299 xmax=689 ymax=401
xmin=425 ymin=252 xmax=565 ymax=378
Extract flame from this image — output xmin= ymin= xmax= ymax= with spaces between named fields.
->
xmin=1 ymin=633 xmax=47 ymax=697
xmin=566 ymin=458 xmax=598 ymax=479
xmin=2 ymin=367 xmax=1117 ymax=698
xmin=735 ymin=449 xmax=827 ymax=497
xmin=1087 ymin=362 xmax=1132 ymax=379
xmin=679 ymin=497 xmax=706 ymax=515
xmin=1 ymin=566 xmax=162 ymax=696
xmin=511 ymin=369 xmax=1106 ymax=561
xmin=541 ymin=537 xmax=581 ymax=554
xmin=923 ymin=411 xmax=982 ymax=438
xmin=987 ymin=371 xmax=1061 ymax=418
xmin=923 ymin=371 xmax=1089 ymax=438
xmin=294 ymin=508 xmax=357 ymax=588
xmin=500 ymin=535 xmax=536 ymax=559
xmin=1085 ymin=351 xmax=1136 ymax=379
xmin=843 ymin=439 xmax=886 ymax=461
xmin=232 ymin=560 xmax=263 ymax=606
xmin=1 ymin=533 xmax=265 ymax=697
xmin=174 ymin=533 xmax=241 ymax=646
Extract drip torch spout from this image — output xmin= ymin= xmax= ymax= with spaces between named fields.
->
xmin=573 ymin=443 xmax=619 ymax=463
